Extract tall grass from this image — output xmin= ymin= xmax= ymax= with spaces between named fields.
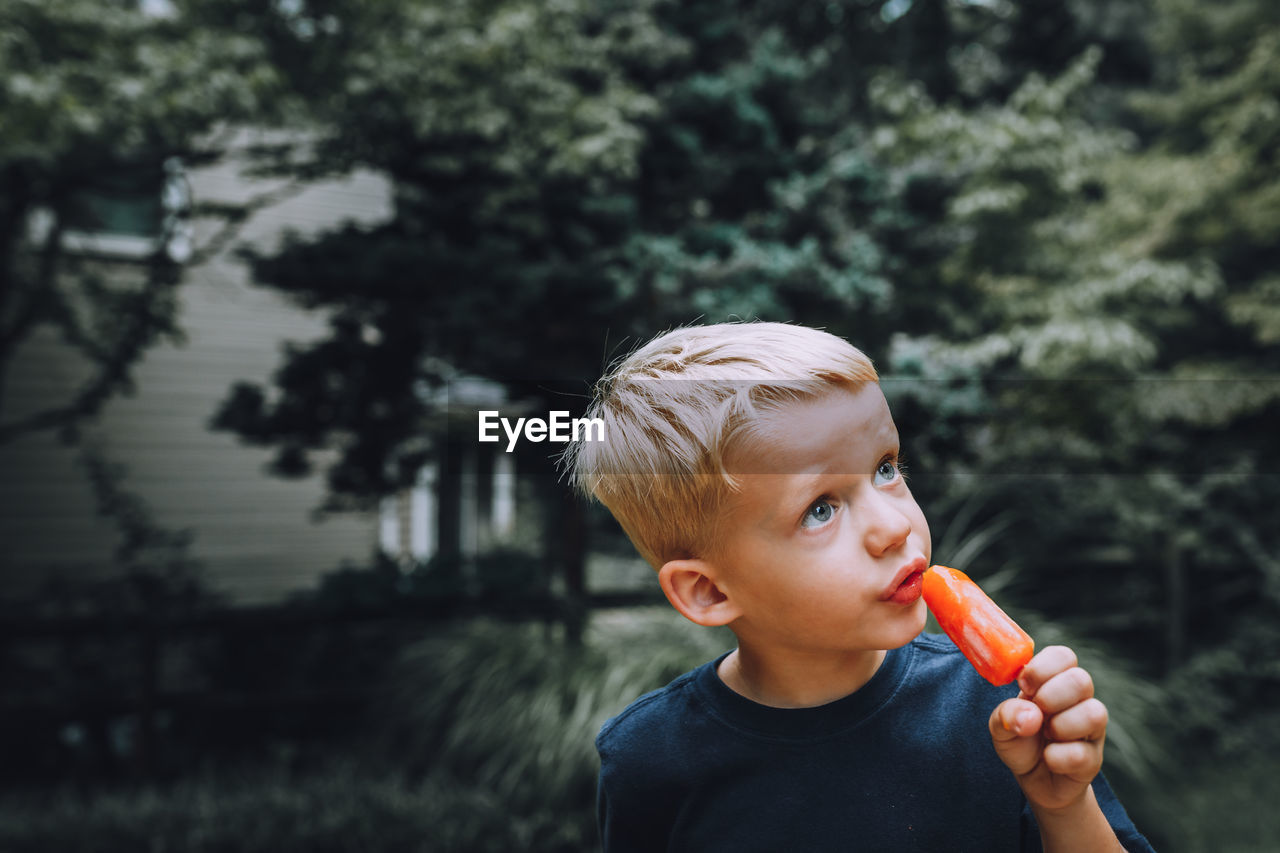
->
xmin=0 ymin=761 xmax=588 ymax=853
xmin=0 ymin=609 xmax=730 ymax=852
xmin=0 ymin=602 xmax=1192 ymax=851
xmin=372 ymin=611 xmax=733 ymax=824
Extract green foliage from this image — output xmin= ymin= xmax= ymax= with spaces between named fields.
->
xmin=1133 ymin=0 xmax=1280 ymax=344
xmin=0 ymin=764 xmax=586 ymax=853
xmin=1 ymin=609 xmax=1183 ymax=849
xmin=865 ymin=14 xmax=1280 ymax=712
xmin=69 ymin=0 xmax=1275 ymax=838
xmin=0 ymin=0 xmax=283 ymax=443
xmin=210 ymin=0 xmax=684 ymax=501
xmin=0 ymin=611 xmax=732 ymax=852
xmin=210 ymin=0 xmax=935 ymax=500
xmin=0 ymin=1 xmax=278 ymax=169
xmin=1125 ymin=712 xmax=1280 ymax=850
xmin=301 ymin=548 xmax=549 ymax=605
xmin=374 ymin=613 xmax=730 ymax=815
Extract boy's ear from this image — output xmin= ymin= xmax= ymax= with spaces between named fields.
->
xmin=658 ymin=558 xmax=741 ymax=627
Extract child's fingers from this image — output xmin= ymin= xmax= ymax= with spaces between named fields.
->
xmin=1025 ymin=666 xmax=1094 ymax=715
xmin=1015 ymin=645 xmax=1078 ymax=697
xmin=1044 ymin=697 xmax=1109 ymax=743
xmin=1042 ymin=739 xmax=1104 ymax=781
xmin=989 ymin=698 xmax=1044 ymax=777
xmin=990 ymin=697 xmax=1043 ymax=741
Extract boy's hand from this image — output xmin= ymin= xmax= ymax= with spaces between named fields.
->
xmin=988 ymin=645 xmax=1109 ymax=814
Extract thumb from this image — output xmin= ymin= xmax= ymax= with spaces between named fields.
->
xmin=989 ymin=697 xmax=1043 ymax=777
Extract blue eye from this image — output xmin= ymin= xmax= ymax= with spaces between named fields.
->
xmin=874 ymin=458 xmax=901 ymax=485
xmin=801 ymin=498 xmax=836 ymax=529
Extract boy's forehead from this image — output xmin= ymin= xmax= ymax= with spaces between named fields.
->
xmin=728 ymin=385 xmax=898 ymax=477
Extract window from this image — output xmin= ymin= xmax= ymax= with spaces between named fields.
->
xmin=29 ymin=157 xmax=194 ymax=264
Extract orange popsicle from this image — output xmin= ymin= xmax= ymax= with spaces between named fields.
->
xmin=922 ymin=565 xmax=1034 ymax=686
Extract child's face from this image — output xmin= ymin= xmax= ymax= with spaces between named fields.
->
xmin=707 ymin=385 xmax=931 ymax=655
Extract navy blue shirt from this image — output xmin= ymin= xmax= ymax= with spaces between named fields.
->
xmin=596 ymin=633 xmax=1154 ymax=852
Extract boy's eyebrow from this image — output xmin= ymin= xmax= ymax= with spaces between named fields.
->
xmin=770 ymin=471 xmax=833 ymax=524
xmin=767 ymin=437 xmax=903 ymax=524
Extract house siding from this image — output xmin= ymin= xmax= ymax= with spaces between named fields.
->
xmin=0 ymin=145 xmax=394 ymax=604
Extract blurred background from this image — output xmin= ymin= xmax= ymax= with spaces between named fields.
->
xmin=2 ymin=0 xmax=1278 ymax=849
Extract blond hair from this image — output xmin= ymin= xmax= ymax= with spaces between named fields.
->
xmin=564 ymin=322 xmax=878 ymax=568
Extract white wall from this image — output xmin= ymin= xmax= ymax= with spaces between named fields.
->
xmin=0 ymin=139 xmax=395 ymax=604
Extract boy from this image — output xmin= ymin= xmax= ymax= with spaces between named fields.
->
xmin=566 ymin=322 xmax=1154 ymax=851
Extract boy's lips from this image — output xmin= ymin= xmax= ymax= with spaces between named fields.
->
xmin=881 ymin=558 xmax=928 ymax=603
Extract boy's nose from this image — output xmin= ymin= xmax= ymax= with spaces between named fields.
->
xmin=862 ymin=493 xmax=913 ymax=556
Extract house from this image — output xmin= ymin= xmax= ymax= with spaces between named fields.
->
xmin=0 ymin=134 xmax=531 ymax=605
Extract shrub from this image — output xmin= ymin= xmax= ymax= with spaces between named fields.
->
xmin=371 ymin=610 xmax=733 ymax=835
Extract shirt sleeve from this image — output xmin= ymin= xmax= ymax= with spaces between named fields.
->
xmin=597 ymin=772 xmax=617 ymax=852
xmin=596 ymin=743 xmax=672 ymax=853
xmin=1020 ymin=799 xmax=1045 ymax=851
xmin=1092 ymin=772 xmax=1157 ymax=852
xmin=1019 ymin=773 xmax=1156 ymax=853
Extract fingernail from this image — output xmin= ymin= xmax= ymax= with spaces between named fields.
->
xmin=1016 ymin=710 xmax=1033 ymax=731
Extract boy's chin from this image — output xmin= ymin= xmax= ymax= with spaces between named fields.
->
xmin=884 ymin=606 xmax=929 ymax=648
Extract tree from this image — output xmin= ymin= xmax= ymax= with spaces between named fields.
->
xmin=201 ymin=0 xmax=1026 ymax=649
xmin=208 ymin=0 xmax=1215 ymax=647
xmin=211 ymin=0 xmax=668 ymax=497
xmin=209 ymin=0 xmax=923 ymax=612
xmin=867 ymin=0 xmax=1280 ymax=706
xmin=1108 ymin=0 xmax=1280 ymax=751
xmin=0 ymin=0 xmax=282 ymax=444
